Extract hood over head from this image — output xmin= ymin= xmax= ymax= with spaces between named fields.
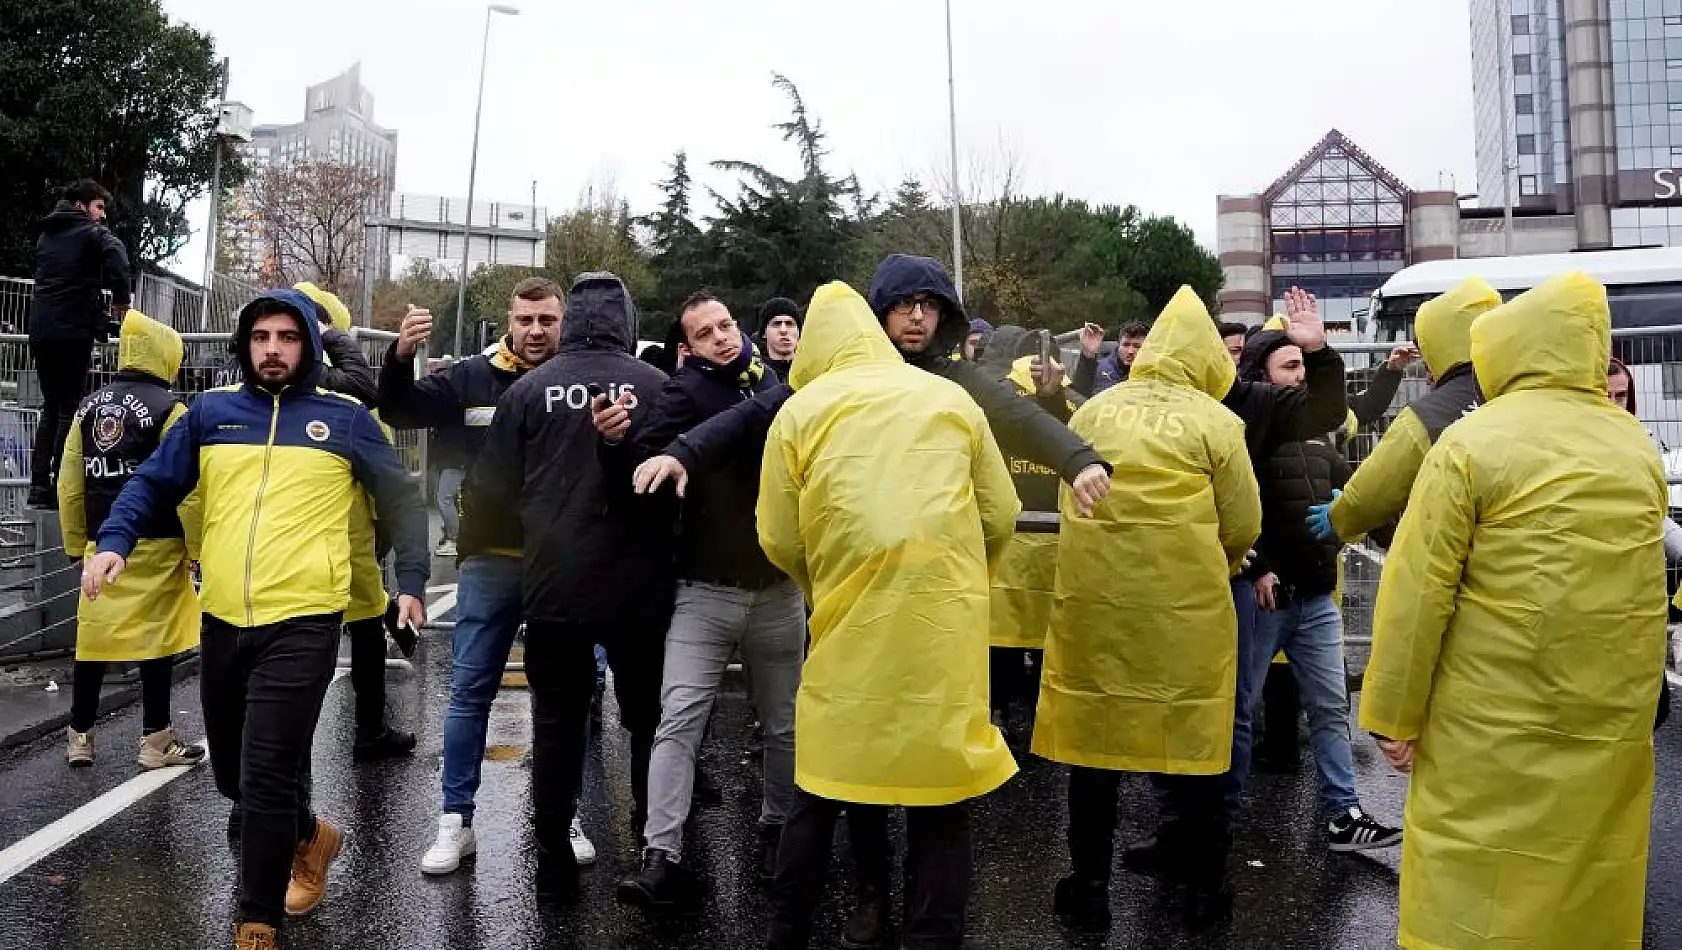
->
xmin=116 ymin=309 xmax=183 ymax=383
xmin=234 ymin=289 xmax=325 ymax=390
xmin=1261 ymin=314 xmax=1289 ymax=332
xmin=560 ymin=272 xmax=638 ymax=353
xmin=1414 ymin=276 xmax=1499 ymax=378
xmin=1129 ymin=286 xmax=1236 ymax=400
xmin=1238 ymin=328 xmax=1294 ymax=384
xmin=976 ymin=325 xmax=1032 ymax=379
xmin=1470 ymin=271 xmax=1610 ymax=401
xmin=788 ymin=282 xmax=904 ymax=391
xmin=865 ymin=254 xmax=968 ymax=360
xmin=293 ymin=281 xmax=353 ymax=332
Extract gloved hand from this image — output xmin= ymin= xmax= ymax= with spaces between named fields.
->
xmin=1306 ymin=489 xmax=1342 ymax=542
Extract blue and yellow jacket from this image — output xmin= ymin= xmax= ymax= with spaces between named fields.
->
xmin=97 ymin=289 xmax=429 ymax=628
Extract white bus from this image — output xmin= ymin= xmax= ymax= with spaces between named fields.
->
xmin=1366 ymin=247 xmax=1682 ymax=343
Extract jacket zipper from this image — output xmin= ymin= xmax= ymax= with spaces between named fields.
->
xmin=243 ymin=393 xmax=282 ymax=626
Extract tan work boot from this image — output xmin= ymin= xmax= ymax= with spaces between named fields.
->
xmin=284 ymin=817 xmax=343 ymax=916
xmin=66 ymin=727 xmax=94 ymax=768
xmin=136 ymin=727 xmax=205 ymax=770
xmin=233 ymin=922 xmax=277 ymax=950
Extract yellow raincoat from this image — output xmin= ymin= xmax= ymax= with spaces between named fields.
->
xmin=987 ymin=356 xmax=1074 ymax=650
xmin=1033 ymin=287 xmax=1262 ymax=773
xmin=757 ymin=281 xmax=1020 ymax=806
xmin=59 ymin=311 xmax=201 ymax=662
xmin=298 ymin=281 xmax=388 ymax=624
xmin=1328 ymin=277 xmax=1500 ymax=542
xmin=1360 ymin=272 xmax=1665 ymax=950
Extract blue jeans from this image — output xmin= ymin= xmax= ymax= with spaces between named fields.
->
xmin=441 ymin=555 xmax=523 ymax=819
xmin=437 ymin=468 xmax=464 ymax=542
xmin=1248 ymin=592 xmax=1360 ymax=820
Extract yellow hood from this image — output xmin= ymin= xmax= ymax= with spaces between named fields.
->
xmin=1415 ymin=276 xmax=1499 ymax=377
xmin=1130 ymin=286 xmax=1235 ymax=400
xmin=295 ymin=281 xmax=352 ymax=331
xmin=117 ymin=309 xmax=183 ymax=382
xmin=788 ymin=281 xmax=904 ymax=391
xmin=1470 ymin=271 xmax=1609 ymax=400
xmin=1261 ymin=314 xmax=1288 ymax=331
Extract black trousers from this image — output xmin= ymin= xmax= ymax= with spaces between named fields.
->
xmin=1068 ymin=766 xmax=1229 ymax=888
xmin=1258 ymin=662 xmax=1303 ymax=763
xmin=28 ymin=339 xmax=91 ymax=490
xmin=201 ymin=612 xmax=340 ymax=928
xmin=345 ymin=616 xmax=388 ymax=737
xmin=524 ymin=619 xmax=665 ymax=863
xmin=767 ymin=790 xmax=972 ymax=950
xmin=988 ymin=646 xmax=1043 ymax=718
xmin=70 ymin=656 xmax=175 ymax=734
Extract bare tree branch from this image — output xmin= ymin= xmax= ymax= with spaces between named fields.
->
xmin=248 ymin=159 xmax=384 ymax=299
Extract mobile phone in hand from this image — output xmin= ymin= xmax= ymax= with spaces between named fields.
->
xmin=383 ymin=599 xmax=419 ymax=658
xmin=1036 ymin=331 xmax=1053 ymax=388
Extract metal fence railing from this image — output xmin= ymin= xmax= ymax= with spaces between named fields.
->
xmin=0 ymin=274 xmax=425 ymax=661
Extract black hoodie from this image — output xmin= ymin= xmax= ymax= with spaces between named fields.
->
xmin=467 ymin=273 xmax=675 ymax=626
xmin=665 ymin=256 xmax=1108 ymax=485
xmin=29 ymin=201 xmax=131 ymax=344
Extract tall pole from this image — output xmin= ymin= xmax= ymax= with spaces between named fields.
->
xmin=1496 ymin=0 xmax=1515 ymax=256
xmin=453 ymin=6 xmax=518 ymax=356
xmin=200 ymin=57 xmax=230 ymax=330
xmin=944 ymin=0 xmax=963 ymax=299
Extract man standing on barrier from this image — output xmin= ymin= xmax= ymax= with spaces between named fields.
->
xmin=81 ymin=289 xmax=429 ymax=950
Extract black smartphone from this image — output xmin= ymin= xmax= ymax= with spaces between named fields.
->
xmin=587 ymin=383 xmax=606 ymax=403
xmin=383 ymin=599 xmax=418 ymax=658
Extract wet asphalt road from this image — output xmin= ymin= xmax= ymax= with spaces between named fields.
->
xmin=0 ymin=583 xmax=1677 ymax=949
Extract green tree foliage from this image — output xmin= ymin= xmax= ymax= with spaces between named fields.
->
xmin=0 ymin=0 xmax=241 ymax=272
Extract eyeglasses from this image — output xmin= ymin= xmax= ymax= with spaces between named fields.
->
xmin=888 ymin=297 xmax=941 ymax=318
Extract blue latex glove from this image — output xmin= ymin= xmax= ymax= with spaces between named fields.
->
xmin=1306 ymin=489 xmax=1342 ymax=542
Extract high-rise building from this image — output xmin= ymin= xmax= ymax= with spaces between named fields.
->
xmin=223 ymin=64 xmax=399 ymax=285
xmin=1471 ymin=0 xmax=1682 ymax=249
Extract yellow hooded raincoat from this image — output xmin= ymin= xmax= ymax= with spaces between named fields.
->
xmin=757 ymin=281 xmax=1021 ymax=806
xmin=1033 ymin=287 xmax=1262 ymax=773
xmin=1328 ymin=277 xmax=1501 ymax=543
xmin=1360 ymin=272 xmax=1666 ymax=950
xmin=58 ymin=310 xmax=202 ymax=662
xmin=987 ymin=356 xmax=1076 ymax=650
xmin=297 ymin=281 xmax=389 ymax=623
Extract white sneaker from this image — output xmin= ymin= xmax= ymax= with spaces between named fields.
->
xmin=420 ymin=813 xmax=476 ymax=875
xmin=570 ymin=817 xmax=596 ymax=866
xmin=434 ymin=538 xmax=458 ymax=558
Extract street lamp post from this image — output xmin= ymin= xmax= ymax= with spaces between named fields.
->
xmin=452 ymin=3 xmax=520 ymax=356
xmin=944 ymin=0 xmax=963 ymax=299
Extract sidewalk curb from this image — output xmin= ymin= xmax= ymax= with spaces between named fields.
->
xmin=0 ymin=655 xmax=201 ymax=753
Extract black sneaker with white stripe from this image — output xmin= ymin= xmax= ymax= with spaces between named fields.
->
xmin=1326 ymin=806 xmax=1402 ymax=852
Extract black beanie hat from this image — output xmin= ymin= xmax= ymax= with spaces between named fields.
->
xmin=756 ymin=297 xmax=803 ymax=333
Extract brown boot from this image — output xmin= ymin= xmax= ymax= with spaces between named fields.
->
xmin=284 ymin=817 xmax=342 ymax=916
xmin=233 ymin=922 xmax=277 ymax=950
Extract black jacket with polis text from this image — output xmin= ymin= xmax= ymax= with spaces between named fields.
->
xmin=467 ymin=273 xmax=674 ymax=625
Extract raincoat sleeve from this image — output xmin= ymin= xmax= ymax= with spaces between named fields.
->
xmin=666 ymin=383 xmax=792 ymax=476
xmin=1328 ymin=408 xmax=1430 ymax=543
xmin=96 ymin=405 xmax=202 ymax=559
xmin=348 ymin=408 xmax=428 ymax=600
xmin=56 ymin=418 xmax=87 ymax=555
xmin=1212 ymin=431 xmax=1263 ymax=575
xmin=1350 ymin=364 xmax=1403 ymax=427
xmin=319 ymin=329 xmax=377 ymax=407
xmin=376 ymin=343 xmax=463 ymax=430
xmin=160 ymin=404 xmax=204 ymax=561
xmin=1358 ymin=441 xmax=1475 ymax=741
xmin=971 ymin=415 xmax=1021 ymax=574
xmin=756 ymin=415 xmax=809 ymax=597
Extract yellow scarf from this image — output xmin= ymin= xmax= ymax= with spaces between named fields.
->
xmin=490 ymin=337 xmax=535 ymax=374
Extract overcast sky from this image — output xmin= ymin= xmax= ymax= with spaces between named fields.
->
xmin=161 ymin=0 xmax=1479 ymax=282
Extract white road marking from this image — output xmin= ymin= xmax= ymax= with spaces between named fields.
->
xmin=0 ymin=590 xmax=453 ymax=884
xmin=426 ymin=584 xmax=458 ymax=595
xmin=0 ymin=742 xmax=208 ymax=885
xmin=427 ymin=589 xmax=457 ymax=621
xmin=1667 ymin=670 xmax=1681 ymax=688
